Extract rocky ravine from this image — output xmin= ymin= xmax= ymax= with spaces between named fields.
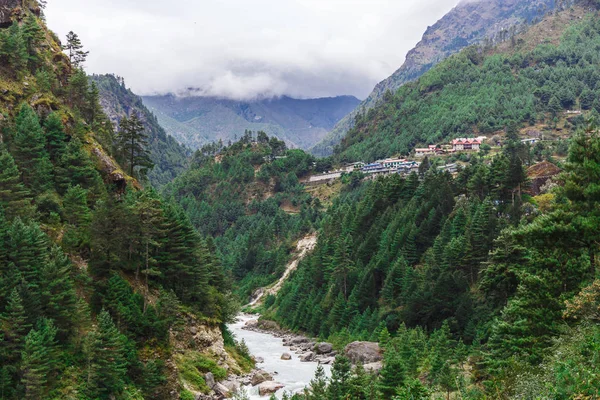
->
xmin=249 ymin=234 xmax=317 ymax=307
xmin=243 ymin=318 xmax=384 ymax=373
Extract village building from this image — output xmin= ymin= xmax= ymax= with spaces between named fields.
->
xmin=452 ymin=138 xmax=482 ymax=151
xmin=380 ymin=158 xmax=407 ymax=169
xmin=415 ymin=148 xmax=436 ymax=157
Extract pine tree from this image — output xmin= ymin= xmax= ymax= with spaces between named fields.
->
xmin=307 ymin=365 xmax=327 ymax=400
xmin=11 ymin=104 xmax=53 ymax=193
xmin=55 ymin=138 xmax=103 ymax=195
xmin=40 ymin=247 xmax=78 ymax=337
xmin=118 ymin=114 xmax=153 ymax=178
xmin=21 ymin=14 xmax=44 ymax=70
xmin=43 ymin=112 xmax=67 ymax=162
xmin=68 ymin=68 xmax=89 ymax=109
xmin=2 ymin=24 xmax=28 ymax=75
xmin=63 ymin=31 xmax=89 ymax=68
xmin=0 ymin=289 xmax=31 ymax=363
xmin=20 ymin=319 xmax=58 ymax=400
xmin=86 ymin=310 xmax=127 ymax=399
xmin=378 ymin=352 xmax=406 ymax=398
xmin=328 ymin=355 xmax=352 ymax=400
xmin=85 ymin=82 xmax=103 ymax=126
xmin=0 ymin=148 xmax=33 ymax=220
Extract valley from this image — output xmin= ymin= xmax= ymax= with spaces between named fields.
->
xmin=1 ymin=0 xmax=600 ymax=399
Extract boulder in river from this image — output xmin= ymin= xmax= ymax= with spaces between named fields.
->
xmin=344 ymin=342 xmax=382 ymax=364
xmin=291 ymin=337 xmax=309 ymax=345
xmin=316 ymin=342 xmax=333 ymax=354
xmin=300 ymin=352 xmax=315 ymax=362
xmin=254 ymin=356 xmax=265 ymax=364
xmin=251 ymin=369 xmax=274 ymax=386
xmin=258 ymin=381 xmax=285 ymax=396
xmin=281 ymin=352 xmax=292 ymax=360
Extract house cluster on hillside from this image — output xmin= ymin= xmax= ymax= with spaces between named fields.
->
xmin=358 ymin=158 xmax=420 ymax=178
xmin=415 ymin=137 xmax=486 ymax=157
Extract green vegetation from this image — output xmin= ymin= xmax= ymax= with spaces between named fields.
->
xmin=265 ymin=115 xmax=600 ymax=399
xmin=90 ymin=74 xmax=190 ymax=188
xmin=336 ymin=5 xmax=600 ymax=162
xmin=163 ymin=130 xmax=322 ymax=299
xmin=0 ymin=9 xmax=240 ymax=400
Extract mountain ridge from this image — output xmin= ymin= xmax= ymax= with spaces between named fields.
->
xmin=311 ymin=0 xmax=558 ymax=156
xmin=142 ymin=93 xmax=360 ymax=150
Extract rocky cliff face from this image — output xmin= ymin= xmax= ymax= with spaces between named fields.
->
xmin=0 ymin=0 xmax=40 ymax=27
xmin=311 ymin=0 xmax=557 ymax=156
xmin=0 ymin=0 xmax=18 ymax=26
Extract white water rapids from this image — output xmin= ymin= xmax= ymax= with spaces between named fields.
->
xmin=228 ymin=314 xmax=331 ymax=399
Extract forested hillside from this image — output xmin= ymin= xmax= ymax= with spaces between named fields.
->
xmin=251 ymin=4 xmax=600 ymax=399
xmin=0 ymin=4 xmax=248 ymax=399
xmin=311 ymin=0 xmax=559 ymax=157
xmin=335 ymin=2 xmax=599 ymax=162
xmin=264 ymin=123 xmax=600 ymax=399
xmin=90 ymin=74 xmax=190 ymax=188
xmin=162 ymin=131 xmax=322 ymax=300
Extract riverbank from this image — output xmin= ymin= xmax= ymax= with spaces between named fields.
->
xmin=228 ymin=314 xmax=332 ymax=399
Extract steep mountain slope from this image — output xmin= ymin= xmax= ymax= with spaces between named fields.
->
xmin=0 ymin=4 xmax=250 ymax=400
xmin=311 ymin=0 xmax=558 ymax=156
xmin=142 ymin=94 xmax=360 ymax=150
xmin=90 ymin=74 xmax=190 ymax=187
xmin=335 ymin=3 xmax=592 ymax=162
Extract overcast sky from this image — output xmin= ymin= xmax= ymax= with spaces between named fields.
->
xmin=45 ymin=0 xmax=460 ymax=100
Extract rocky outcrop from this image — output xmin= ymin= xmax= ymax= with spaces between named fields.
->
xmin=344 ymin=342 xmax=382 ymax=364
xmin=91 ymin=146 xmax=128 ymax=192
xmin=0 ymin=0 xmax=40 ymax=27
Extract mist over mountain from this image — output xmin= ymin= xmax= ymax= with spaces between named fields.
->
xmin=142 ymin=94 xmax=360 ymax=150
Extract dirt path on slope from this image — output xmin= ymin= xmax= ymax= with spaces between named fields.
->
xmin=248 ymin=233 xmax=317 ymax=307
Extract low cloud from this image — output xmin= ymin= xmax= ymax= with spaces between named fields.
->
xmin=46 ymin=0 xmax=459 ymax=100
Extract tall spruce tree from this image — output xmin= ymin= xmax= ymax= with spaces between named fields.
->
xmin=117 ymin=114 xmax=153 ymax=178
xmin=11 ymin=104 xmax=53 ymax=193
xmin=43 ymin=113 xmax=67 ymax=163
xmin=0 ymin=148 xmax=33 ymax=220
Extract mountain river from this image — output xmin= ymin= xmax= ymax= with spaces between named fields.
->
xmin=228 ymin=314 xmax=332 ymax=399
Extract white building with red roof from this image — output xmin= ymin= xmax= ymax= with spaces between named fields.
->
xmin=452 ymin=138 xmax=482 ymax=151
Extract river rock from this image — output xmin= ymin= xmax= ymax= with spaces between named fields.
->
xmin=300 ymin=352 xmax=315 ymax=362
xmin=344 ymin=342 xmax=382 ymax=364
xmin=258 ymin=381 xmax=284 ymax=396
xmin=255 ymin=356 xmax=265 ymax=364
xmin=251 ymin=369 xmax=274 ymax=386
xmin=363 ymin=362 xmax=383 ymax=373
xmin=291 ymin=337 xmax=308 ymax=345
xmin=245 ymin=319 xmax=259 ymax=327
xmin=257 ymin=320 xmax=280 ymax=331
xmin=222 ymin=378 xmax=241 ymax=392
xmin=204 ymin=372 xmax=215 ymax=389
xmin=214 ymin=383 xmax=230 ymax=397
xmin=281 ymin=352 xmax=292 ymax=360
xmin=316 ymin=342 xmax=333 ymax=354
xmin=320 ymin=357 xmax=335 ymax=365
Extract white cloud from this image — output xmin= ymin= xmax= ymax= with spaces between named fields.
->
xmin=45 ymin=0 xmax=459 ymax=99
